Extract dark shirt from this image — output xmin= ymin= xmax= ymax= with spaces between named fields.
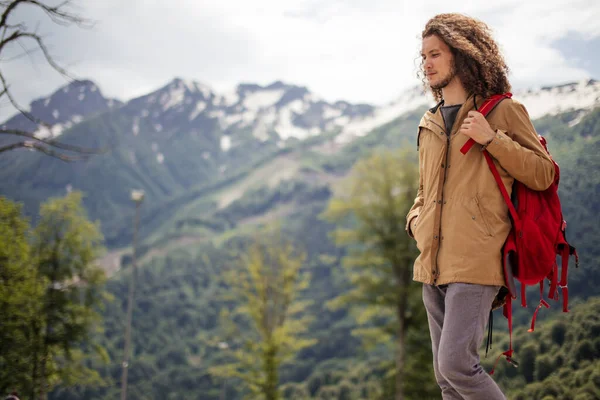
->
xmin=440 ymin=104 xmax=462 ymax=135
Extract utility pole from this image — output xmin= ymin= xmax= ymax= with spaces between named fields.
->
xmin=120 ymin=190 xmax=145 ymax=400
xmin=218 ymin=341 xmax=229 ymax=400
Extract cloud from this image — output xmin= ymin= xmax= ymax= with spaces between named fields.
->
xmin=490 ymin=0 xmax=600 ymax=88
xmin=551 ymin=32 xmax=600 ymax=80
xmin=0 ymin=0 xmax=597 ymax=120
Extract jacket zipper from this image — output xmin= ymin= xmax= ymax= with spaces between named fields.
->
xmin=433 ymin=130 xmax=451 ymax=285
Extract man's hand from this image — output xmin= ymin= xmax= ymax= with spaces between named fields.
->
xmin=460 ymin=111 xmax=496 ymax=145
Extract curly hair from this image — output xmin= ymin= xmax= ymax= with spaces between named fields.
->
xmin=419 ymin=13 xmax=511 ymax=102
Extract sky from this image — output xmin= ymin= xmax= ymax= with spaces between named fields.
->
xmin=1 ymin=0 xmax=599 ymax=118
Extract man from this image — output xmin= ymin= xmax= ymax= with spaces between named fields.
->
xmin=406 ymin=13 xmax=555 ymax=399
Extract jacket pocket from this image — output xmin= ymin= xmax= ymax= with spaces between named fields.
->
xmin=411 ymin=216 xmax=420 ymax=243
xmin=413 ymin=202 xmax=433 ymax=254
xmin=473 ymin=195 xmax=494 ymax=237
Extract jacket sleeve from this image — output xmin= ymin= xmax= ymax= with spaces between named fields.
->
xmin=484 ymin=99 xmax=555 ymax=191
xmin=405 ymin=147 xmax=424 ymax=238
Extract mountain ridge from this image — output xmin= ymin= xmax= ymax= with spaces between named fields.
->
xmin=5 ymin=77 xmax=597 ymax=147
xmin=0 ymin=76 xmax=598 ymax=251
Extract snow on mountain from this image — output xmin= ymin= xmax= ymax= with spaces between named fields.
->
xmin=512 ymin=79 xmax=600 ymax=119
xmin=335 ymin=86 xmax=433 ymax=144
xmin=211 ymin=81 xmax=375 ymax=144
xmin=121 ymin=79 xmax=375 ymax=151
xmin=0 ymin=79 xmax=123 ymax=139
xmin=242 ymin=88 xmax=286 ymax=111
xmin=6 ymin=76 xmax=598 ymax=152
xmin=334 ymin=79 xmax=600 ymax=145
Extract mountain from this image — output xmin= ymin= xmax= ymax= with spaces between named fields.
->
xmin=515 ymin=78 xmax=600 ymax=120
xmin=48 ymin=94 xmax=600 ymax=400
xmin=0 ymin=77 xmax=598 ymax=250
xmin=0 ymin=79 xmax=123 ymax=138
xmin=121 ymin=77 xmax=376 ymax=150
xmin=0 ymin=78 xmax=379 ymax=246
xmin=1 ymin=74 xmax=599 ymax=399
xmin=332 ymin=79 xmax=600 ymax=145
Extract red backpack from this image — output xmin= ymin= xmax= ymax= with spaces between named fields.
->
xmin=460 ymin=93 xmax=579 ymax=373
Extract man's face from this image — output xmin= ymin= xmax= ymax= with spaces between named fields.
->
xmin=421 ymin=35 xmax=456 ymax=90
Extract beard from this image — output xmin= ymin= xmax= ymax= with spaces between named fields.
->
xmin=430 ymin=66 xmax=457 ymax=90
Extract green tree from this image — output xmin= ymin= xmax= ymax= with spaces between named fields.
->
xmin=550 ymin=322 xmax=567 ymax=346
xmin=535 ymin=354 xmax=554 ymax=382
xmin=30 ymin=191 xmax=109 ymax=400
xmin=518 ymin=343 xmax=537 ymax=384
xmin=209 ymin=228 xmax=316 ymax=400
xmin=0 ymin=197 xmax=42 ymax=395
xmin=321 ymin=149 xmax=435 ymax=400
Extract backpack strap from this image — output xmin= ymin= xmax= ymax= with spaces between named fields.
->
xmin=490 ymin=296 xmax=519 ymax=375
xmin=549 ymin=262 xmax=559 ymax=300
xmin=528 ymin=281 xmax=550 ymax=333
xmin=559 ymin=245 xmax=570 ymax=312
xmin=465 ymin=93 xmax=522 ymax=375
xmin=460 ymin=93 xmax=513 ymax=154
xmin=482 ymin=151 xmax=520 ymax=230
xmin=461 ymin=92 xmax=520 ymax=227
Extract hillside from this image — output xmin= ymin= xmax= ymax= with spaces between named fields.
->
xmin=1 ymin=76 xmax=599 ymax=399
xmin=47 ymin=101 xmax=600 ymax=399
xmin=483 ymin=298 xmax=600 ymax=400
xmin=2 ymin=79 xmax=599 ymax=249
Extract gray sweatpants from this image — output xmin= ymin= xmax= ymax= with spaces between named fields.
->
xmin=422 ymin=283 xmax=506 ymax=400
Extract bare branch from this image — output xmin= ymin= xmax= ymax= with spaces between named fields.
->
xmin=0 ymin=140 xmax=91 ymax=161
xmin=39 ymin=1 xmax=95 ymax=29
xmin=0 ymin=22 xmax=27 ymax=44
xmin=0 ymin=27 xmax=76 ymax=127
xmin=0 ymin=0 xmax=93 ymax=29
xmin=4 ymin=22 xmax=26 ymax=30
xmin=0 ymin=128 xmax=115 ymax=154
xmin=0 ymin=29 xmax=28 ymax=54
xmin=0 ymin=1 xmax=105 ymax=161
xmin=0 ymin=0 xmax=28 ymax=29
xmin=0 ymin=31 xmax=73 ymax=77
xmin=5 ymin=35 xmax=40 ymax=62
xmin=0 ymin=68 xmax=47 ymax=126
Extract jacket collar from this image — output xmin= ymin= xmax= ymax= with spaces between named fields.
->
xmin=425 ymin=93 xmax=486 ymax=136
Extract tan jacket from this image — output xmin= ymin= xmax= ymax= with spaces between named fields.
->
xmin=405 ymin=94 xmax=555 ymax=287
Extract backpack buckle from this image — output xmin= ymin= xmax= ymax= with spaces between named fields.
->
xmin=506 ymin=356 xmax=519 ymax=368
